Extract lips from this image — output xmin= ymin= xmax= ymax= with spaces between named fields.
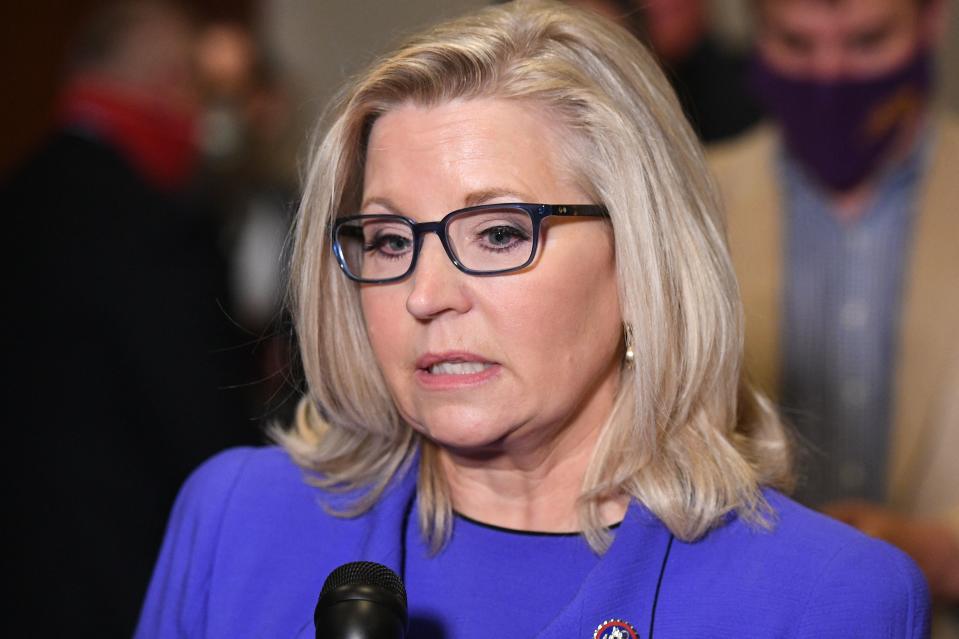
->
xmin=415 ymin=351 xmax=494 ymax=372
xmin=414 ymin=351 xmax=500 ymax=388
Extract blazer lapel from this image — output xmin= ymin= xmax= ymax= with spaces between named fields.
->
xmin=888 ymin=114 xmax=959 ymax=506
xmin=339 ymin=463 xmax=675 ymax=639
xmin=537 ymin=503 xmax=674 ymax=639
xmin=711 ymin=126 xmax=786 ymax=399
xmin=355 ymin=462 xmax=419 ymax=576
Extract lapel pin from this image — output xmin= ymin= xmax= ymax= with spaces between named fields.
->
xmin=593 ymin=618 xmax=639 ymax=639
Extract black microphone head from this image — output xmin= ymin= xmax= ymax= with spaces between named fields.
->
xmin=320 ymin=561 xmax=407 ymax=604
xmin=315 ymin=561 xmax=408 ymax=639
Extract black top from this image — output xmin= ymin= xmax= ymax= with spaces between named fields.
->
xmin=3 ymin=131 xmax=262 ymax=636
xmin=664 ymin=36 xmax=764 ymax=144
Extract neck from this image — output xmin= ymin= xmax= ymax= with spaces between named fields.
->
xmin=437 ymin=370 xmax=627 ymax=533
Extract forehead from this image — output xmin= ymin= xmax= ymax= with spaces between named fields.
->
xmin=365 ymin=98 xmax=563 ymax=153
xmin=361 ymin=98 xmax=581 ymax=208
xmin=760 ymin=0 xmax=919 ymax=33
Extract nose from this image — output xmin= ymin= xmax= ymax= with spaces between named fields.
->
xmin=405 ymin=234 xmax=472 ymax=320
xmin=808 ymin=44 xmax=846 ymax=80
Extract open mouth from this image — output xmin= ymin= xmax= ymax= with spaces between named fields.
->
xmin=415 ymin=358 xmax=500 ymax=388
xmin=427 ymin=361 xmax=493 ymax=375
xmin=415 ymin=353 xmax=500 ymax=386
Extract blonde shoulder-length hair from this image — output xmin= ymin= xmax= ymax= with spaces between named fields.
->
xmin=275 ymin=0 xmax=793 ymax=552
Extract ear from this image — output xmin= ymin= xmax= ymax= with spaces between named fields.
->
xmin=918 ymin=0 xmax=949 ymax=47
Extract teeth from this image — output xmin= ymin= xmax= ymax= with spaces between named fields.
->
xmin=428 ymin=361 xmax=489 ymax=375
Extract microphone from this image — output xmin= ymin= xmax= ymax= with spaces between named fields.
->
xmin=314 ymin=561 xmax=408 ymax=639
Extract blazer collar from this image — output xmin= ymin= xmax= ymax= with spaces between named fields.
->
xmin=354 ymin=462 xmax=675 ymax=639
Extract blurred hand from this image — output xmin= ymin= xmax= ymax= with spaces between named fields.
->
xmin=822 ymin=500 xmax=959 ymax=603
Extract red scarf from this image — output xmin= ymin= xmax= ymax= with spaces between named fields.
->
xmin=59 ymin=77 xmax=198 ymax=191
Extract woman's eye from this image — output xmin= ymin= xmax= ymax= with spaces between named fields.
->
xmin=367 ymin=233 xmax=412 ymax=256
xmin=480 ymin=225 xmax=529 ymax=249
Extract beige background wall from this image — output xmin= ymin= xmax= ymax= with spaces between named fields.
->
xmin=261 ymin=0 xmax=488 ymax=125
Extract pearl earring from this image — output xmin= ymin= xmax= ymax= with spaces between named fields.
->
xmin=624 ymin=323 xmax=635 ymax=367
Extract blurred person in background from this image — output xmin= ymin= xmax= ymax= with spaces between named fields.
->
xmin=3 ymin=1 xmax=261 ymax=634
xmin=194 ymin=21 xmax=301 ymax=423
xmin=709 ymin=0 xmax=959 ymax=634
xmin=570 ymin=0 xmax=763 ymax=141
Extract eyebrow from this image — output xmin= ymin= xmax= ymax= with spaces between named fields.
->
xmin=359 ymin=187 xmax=536 ymax=214
xmin=462 ymin=187 xmax=534 ymax=207
xmin=359 ymin=195 xmax=399 ymax=213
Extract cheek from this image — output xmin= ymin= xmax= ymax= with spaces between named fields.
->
xmin=497 ymin=248 xmax=621 ymax=369
xmin=854 ymin=34 xmax=917 ymax=75
xmin=759 ymin=39 xmax=800 ymax=75
xmin=562 ymin=267 xmax=622 ymax=360
xmin=360 ymin=289 xmax=408 ymax=373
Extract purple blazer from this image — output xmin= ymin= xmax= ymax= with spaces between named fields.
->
xmin=135 ymin=447 xmax=930 ymax=638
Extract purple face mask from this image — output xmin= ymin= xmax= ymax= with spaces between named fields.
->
xmin=749 ymin=50 xmax=933 ymax=191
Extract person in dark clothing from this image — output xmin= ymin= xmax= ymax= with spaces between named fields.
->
xmin=571 ymin=0 xmax=763 ymax=142
xmin=3 ymin=2 xmax=261 ymax=635
xmin=663 ymin=33 xmax=765 ymax=143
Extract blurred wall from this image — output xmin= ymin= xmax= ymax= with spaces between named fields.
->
xmin=262 ymin=0 xmax=958 ymax=164
xmin=5 ymin=0 xmax=955 ymax=177
xmin=0 ymin=1 xmax=102 ymax=176
xmin=260 ymin=0 xmax=488 ymax=151
xmin=943 ymin=0 xmax=959 ymax=109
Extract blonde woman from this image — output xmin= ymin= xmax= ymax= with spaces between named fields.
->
xmin=136 ymin=2 xmax=930 ymax=637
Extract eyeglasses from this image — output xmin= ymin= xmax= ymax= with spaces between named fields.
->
xmin=331 ymin=202 xmax=608 ymax=284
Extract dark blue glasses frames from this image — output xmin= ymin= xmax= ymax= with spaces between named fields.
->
xmin=331 ymin=202 xmax=608 ymax=284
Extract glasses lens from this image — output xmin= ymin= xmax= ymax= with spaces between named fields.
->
xmin=336 ymin=217 xmax=414 ymax=281
xmin=447 ymin=207 xmax=535 ymax=273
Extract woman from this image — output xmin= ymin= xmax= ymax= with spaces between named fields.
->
xmin=135 ymin=2 xmax=930 ymax=637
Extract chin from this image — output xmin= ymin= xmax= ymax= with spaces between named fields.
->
xmin=410 ymin=406 xmax=517 ymax=454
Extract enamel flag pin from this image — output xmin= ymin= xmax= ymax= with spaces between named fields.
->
xmin=592 ymin=619 xmax=639 ymax=639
